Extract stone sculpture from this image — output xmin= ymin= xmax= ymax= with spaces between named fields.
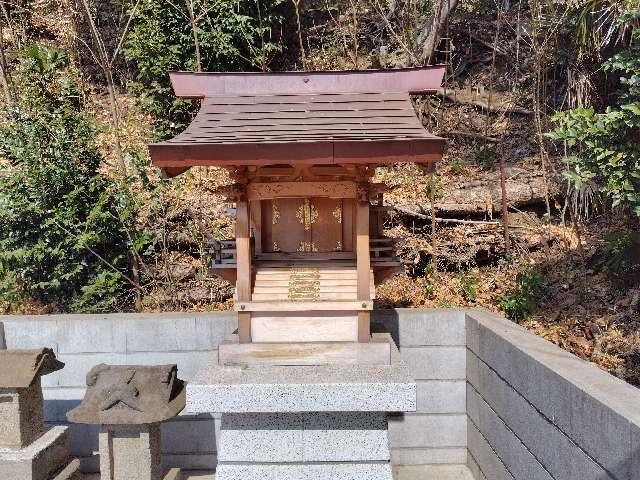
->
xmin=67 ymin=364 xmax=186 ymax=480
xmin=0 ymin=348 xmax=80 ymax=480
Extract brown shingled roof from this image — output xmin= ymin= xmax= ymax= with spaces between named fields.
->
xmin=148 ymin=68 xmax=446 ymax=169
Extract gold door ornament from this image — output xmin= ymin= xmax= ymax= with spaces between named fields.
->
xmin=297 ymin=241 xmax=318 ymax=252
xmin=332 ymin=205 xmax=342 ymax=224
xmin=272 ymin=201 xmax=281 ymax=225
xmin=296 ymin=198 xmax=318 ymax=231
xmin=288 ymin=267 xmax=320 ymax=301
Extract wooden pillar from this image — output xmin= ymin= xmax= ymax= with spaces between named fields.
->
xmin=356 ymin=200 xmax=370 ymax=300
xmin=356 ymin=199 xmax=371 ymax=342
xmin=236 ymin=197 xmax=252 ymax=343
xmin=236 ymin=198 xmax=251 ymax=302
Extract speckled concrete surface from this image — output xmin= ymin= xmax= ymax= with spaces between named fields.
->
xmin=187 ymin=337 xmax=416 ymax=413
xmin=80 ymin=465 xmax=474 ymax=480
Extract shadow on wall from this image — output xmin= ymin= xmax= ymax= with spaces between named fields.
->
xmin=372 ymin=310 xmax=401 ymax=347
xmin=43 ymin=397 xmax=219 ymax=473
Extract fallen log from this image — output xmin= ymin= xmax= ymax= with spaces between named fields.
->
xmin=436 ymin=88 xmax=534 ymax=115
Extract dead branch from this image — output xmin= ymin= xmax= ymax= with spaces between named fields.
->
xmin=436 ymin=88 xmax=534 ymax=115
xmin=446 ymin=130 xmax=499 ymax=143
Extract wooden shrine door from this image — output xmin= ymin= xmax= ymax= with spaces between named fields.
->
xmin=262 ymin=197 xmax=352 ymax=254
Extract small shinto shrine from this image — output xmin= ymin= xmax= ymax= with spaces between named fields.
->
xmin=150 ymin=67 xmax=445 ymax=351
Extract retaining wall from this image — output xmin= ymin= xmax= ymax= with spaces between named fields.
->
xmin=466 ymin=310 xmax=640 ymax=480
xmin=2 ymin=309 xmax=639 ymax=478
xmin=0 ymin=309 xmax=467 ymax=472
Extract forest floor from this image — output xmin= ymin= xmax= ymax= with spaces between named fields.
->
xmin=5 ymin=2 xmax=639 ymax=388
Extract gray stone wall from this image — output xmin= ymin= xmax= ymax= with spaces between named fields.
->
xmin=465 ymin=309 xmax=640 ymax=480
xmin=3 ymin=308 xmax=639 ymax=478
xmin=374 ymin=310 xmax=468 ymax=466
xmin=0 ymin=310 xmax=468 ymax=472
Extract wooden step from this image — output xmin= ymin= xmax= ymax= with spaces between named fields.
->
xmin=235 ymin=300 xmax=372 ymax=312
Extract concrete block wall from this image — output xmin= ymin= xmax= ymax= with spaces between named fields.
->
xmin=465 ymin=309 xmax=640 ymax=480
xmin=3 ymin=308 xmax=639 ymax=478
xmin=374 ymin=310 xmax=468 ymax=466
xmin=0 ymin=312 xmax=237 ymax=472
xmin=0 ymin=309 xmax=469 ymax=472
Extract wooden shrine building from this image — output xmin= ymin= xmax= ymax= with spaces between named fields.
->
xmin=149 ymin=67 xmax=445 ymax=346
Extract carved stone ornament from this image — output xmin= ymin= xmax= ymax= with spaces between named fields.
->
xmin=0 ymin=348 xmax=64 ymax=388
xmin=67 ymin=364 xmax=186 ymax=425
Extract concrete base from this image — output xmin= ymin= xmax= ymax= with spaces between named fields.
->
xmin=0 ymin=426 xmax=79 ymax=480
xmin=216 ymin=412 xmax=393 ymax=480
xmin=187 ymin=335 xmax=415 ymax=413
xmin=99 ymin=423 xmax=178 ymax=480
xmin=218 ymin=334 xmax=391 ymax=366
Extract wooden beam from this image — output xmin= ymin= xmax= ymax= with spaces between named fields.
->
xmin=238 ymin=312 xmax=252 ymax=343
xmin=247 ymin=181 xmax=356 ymax=200
xmin=235 ymin=198 xmax=251 ymax=302
xmin=358 ymin=311 xmax=371 ymax=342
xmin=356 ymin=200 xmax=371 ymax=302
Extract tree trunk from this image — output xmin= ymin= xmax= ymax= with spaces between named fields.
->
xmin=420 ymin=0 xmax=458 ymax=64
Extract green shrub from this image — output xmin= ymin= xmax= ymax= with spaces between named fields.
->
xmin=0 ymin=45 xmax=131 ymax=312
xmin=500 ymin=272 xmax=546 ymax=322
xmin=458 ymin=272 xmax=478 ymax=301
xmin=124 ymin=0 xmax=286 ymax=139
xmin=598 ymin=231 xmax=640 ymax=277
xmin=474 ymin=144 xmax=496 ymax=170
xmin=548 ymin=9 xmax=640 ymax=217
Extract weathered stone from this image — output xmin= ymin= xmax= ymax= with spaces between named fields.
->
xmin=0 ymin=381 xmax=45 ymax=449
xmin=99 ymin=423 xmax=163 ymax=480
xmin=67 ymin=363 xmax=187 ymax=480
xmin=0 ymin=348 xmax=64 ymax=390
xmin=67 ymin=364 xmax=185 ymax=425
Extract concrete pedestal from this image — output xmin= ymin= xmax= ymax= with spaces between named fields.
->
xmin=0 ymin=382 xmax=45 ymax=449
xmin=187 ymin=333 xmax=415 ymax=480
xmin=0 ymin=426 xmax=80 ymax=480
xmin=99 ymin=423 xmax=181 ymax=480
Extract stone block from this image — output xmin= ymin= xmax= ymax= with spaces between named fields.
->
xmin=393 ymin=465 xmax=475 ymax=480
xmin=401 ymin=347 xmax=466 ymax=380
xmin=219 ymin=335 xmax=391 ymax=366
xmin=215 ymin=462 xmax=393 ymax=480
xmin=119 ymin=313 xmax=231 ymax=353
xmin=43 ymin=388 xmax=84 ymax=423
xmin=390 ymin=447 xmax=468 ymax=466
xmin=217 ymin=412 xmax=390 ymax=463
xmin=0 ymin=426 xmax=72 ymax=480
xmin=187 ymin=349 xmax=416 ymax=413
xmin=1 ymin=319 xmax=59 ymax=351
xmin=466 ymin=420 xmax=514 ymax=480
xmin=374 ymin=309 xmax=466 ymax=347
xmin=161 ymin=418 xmax=217 ymax=455
xmin=467 ymin=339 xmax=620 ymax=480
xmin=466 ymin=386 xmax=552 ymax=480
xmin=218 ymin=413 xmax=303 ymax=463
xmin=416 ymin=380 xmax=466 ymax=413
xmin=466 ymin=309 xmax=640 ymax=480
xmin=53 ymin=354 xmax=127 ymax=388
xmin=57 ymin=318 xmax=126 ymax=354
xmin=0 ymin=382 xmax=44 ymax=448
xmin=99 ymin=423 xmax=163 ymax=480
xmin=162 ymin=453 xmax=217 ymax=471
xmin=388 ymin=413 xmax=466 ymax=448
xmin=123 ymin=351 xmax=214 ymax=383
xmin=51 ymin=458 xmax=80 ymax=480
xmin=302 ymin=412 xmax=389 ymax=462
